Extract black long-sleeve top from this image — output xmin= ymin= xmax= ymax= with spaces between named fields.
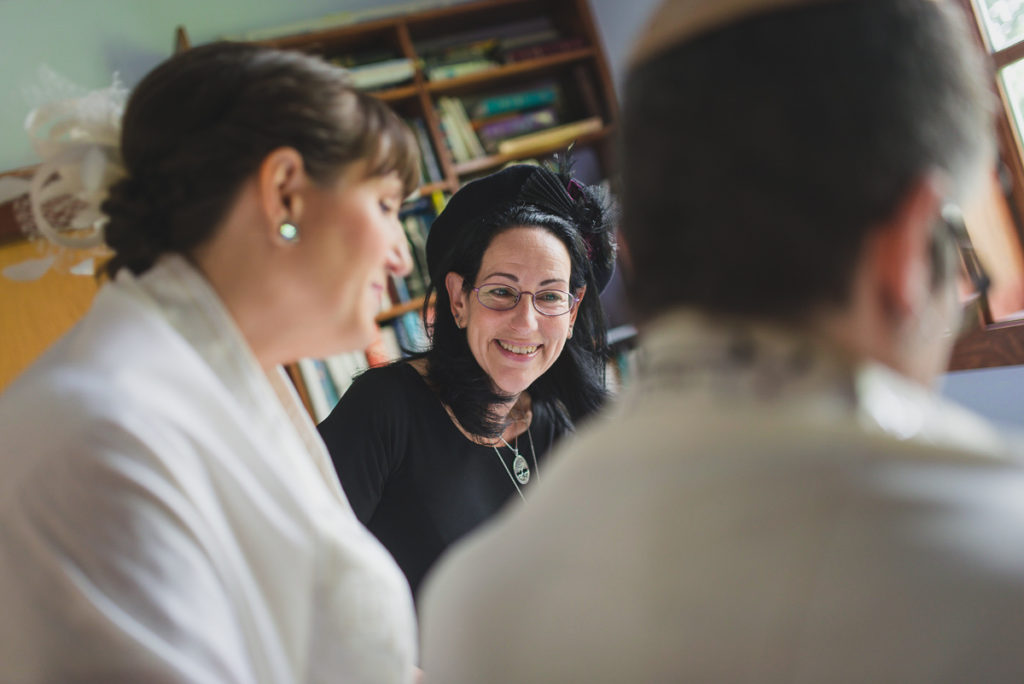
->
xmin=318 ymin=362 xmax=563 ymax=597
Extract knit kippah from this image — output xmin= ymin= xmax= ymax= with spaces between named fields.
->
xmin=629 ymin=0 xmax=833 ymax=67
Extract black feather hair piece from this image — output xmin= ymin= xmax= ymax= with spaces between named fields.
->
xmin=517 ymin=151 xmax=617 ymax=293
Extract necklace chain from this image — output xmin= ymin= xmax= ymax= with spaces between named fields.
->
xmin=492 ymin=428 xmax=539 ymax=501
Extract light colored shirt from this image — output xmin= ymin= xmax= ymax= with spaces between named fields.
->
xmin=0 ymin=255 xmax=417 ymax=683
xmin=420 ymin=309 xmax=1024 ymax=683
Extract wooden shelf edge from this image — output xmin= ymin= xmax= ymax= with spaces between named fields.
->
xmin=373 ymin=83 xmax=421 ymax=101
xmin=404 ymin=0 xmax=542 ymax=25
xmin=453 ymin=124 xmax=613 ymax=176
xmin=377 ymin=294 xmax=434 ymax=323
xmin=949 ymin=320 xmax=1024 ymax=370
xmin=425 ymin=48 xmax=595 ymax=94
xmin=409 ymin=181 xmax=454 ymax=198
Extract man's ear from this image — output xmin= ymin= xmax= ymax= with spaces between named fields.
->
xmin=446 ymin=272 xmax=468 ymax=326
xmin=868 ymin=175 xmax=944 ymax=320
xmin=258 ymin=147 xmax=306 ymax=240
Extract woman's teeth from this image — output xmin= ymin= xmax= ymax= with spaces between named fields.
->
xmin=498 ymin=341 xmax=538 ymax=355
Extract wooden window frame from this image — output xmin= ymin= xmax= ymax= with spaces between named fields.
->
xmin=948 ymin=0 xmax=1024 ymax=370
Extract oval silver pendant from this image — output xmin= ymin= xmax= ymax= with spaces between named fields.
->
xmin=512 ymin=454 xmax=530 ymax=484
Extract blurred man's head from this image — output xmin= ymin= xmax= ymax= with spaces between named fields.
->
xmin=621 ymin=0 xmax=994 ymax=383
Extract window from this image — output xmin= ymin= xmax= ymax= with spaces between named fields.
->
xmin=947 ymin=0 xmax=1024 ymax=368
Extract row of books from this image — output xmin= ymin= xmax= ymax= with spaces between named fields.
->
xmin=437 ymin=82 xmax=602 ymax=162
xmin=321 ymin=12 xmax=587 ymax=92
xmin=395 ymin=193 xmax=445 ymax=300
xmin=328 ymin=48 xmax=418 ymax=91
xmin=297 ymin=309 xmax=432 ymax=422
xmin=417 ymin=16 xmax=588 ymax=82
xmin=407 ymin=117 xmax=444 ymax=184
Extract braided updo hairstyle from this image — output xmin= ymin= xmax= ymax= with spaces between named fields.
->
xmin=101 ymin=41 xmax=419 ymax=279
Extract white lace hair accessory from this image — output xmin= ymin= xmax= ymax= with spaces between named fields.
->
xmin=26 ymin=68 xmax=128 ymax=249
xmin=1 ymin=67 xmax=128 ymax=281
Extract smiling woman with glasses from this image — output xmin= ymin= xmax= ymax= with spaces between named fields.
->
xmin=317 ymin=161 xmax=617 ymax=598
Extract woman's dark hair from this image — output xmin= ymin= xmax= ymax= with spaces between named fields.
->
xmin=101 ymin=41 xmax=419 ymax=278
xmin=419 ymin=162 xmax=616 ymax=439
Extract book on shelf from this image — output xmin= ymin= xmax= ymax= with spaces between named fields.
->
xmin=323 ymin=350 xmax=365 ymax=398
xmin=429 ymin=188 xmax=449 ymax=216
xmin=475 ymin=107 xmax=558 ymax=153
xmin=399 ymin=198 xmax=434 ymax=297
xmin=497 ymin=116 xmax=603 ymax=156
xmin=342 ymin=58 xmax=416 ymax=91
xmin=365 ymin=326 xmax=402 ymax=368
xmin=414 ymin=16 xmax=553 ymax=59
xmin=405 ymin=310 xmax=430 ymax=352
xmin=438 ymin=97 xmax=485 ymax=160
xmin=297 ymin=357 xmax=339 ymax=422
xmin=424 ymin=37 xmax=499 ymax=64
xmin=469 ymin=83 xmax=560 ymax=119
xmin=329 ymin=48 xmax=400 ymax=69
xmin=439 ymin=111 xmax=470 ymax=164
xmin=402 ymin=212 xmax=431 ymax=297
xmin=408 ymin=117 xmax=443 ymax=184
xmin=426 ymin=58 xmax=499 ymax=82
xmin=391 ymin=310 xmax=430 ymax=355
xmin=497 ymin=27 xmax=561 ymax=54
xmin=388 ymin=271 xmax=412 ymax=304
xmin=500 ymin=36 xmax=586 ymax=62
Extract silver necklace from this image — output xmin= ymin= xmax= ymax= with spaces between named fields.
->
xmin=492 ymin=428 xmax=539 ymax=501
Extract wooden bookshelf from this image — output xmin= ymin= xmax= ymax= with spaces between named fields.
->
xmin=176 ymin=0 xmax=619 ymax=420
xmin=177 ymin=0 xmax=618 ymax=196
xmin=0 ymin=0 xmax=618 ymax=409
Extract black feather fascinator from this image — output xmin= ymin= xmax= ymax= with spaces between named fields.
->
xmin=425 ymin=155 xmax=617 ymax=292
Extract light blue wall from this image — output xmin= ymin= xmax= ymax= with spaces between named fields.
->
xmin=0 ymin=0 xmax=657 ymax=172
xmin=588 ymin=0 xmax=660 ymax=94
xmin=0 ymin=0 xmax=471 ymax=171
xmin=0 ymin=0 xmax=653 ymax=170
xmin=942 ymin=365 xmax=1024 ymax=429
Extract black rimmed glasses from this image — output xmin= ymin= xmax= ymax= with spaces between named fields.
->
xmin=473 ymin=283 xmax=579 ymax=316
xmin=939 ymin=203 xmax=991 ymax=338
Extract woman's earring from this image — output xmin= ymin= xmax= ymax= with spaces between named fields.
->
xmin=278 ymin=221 xmax=300 ymax=244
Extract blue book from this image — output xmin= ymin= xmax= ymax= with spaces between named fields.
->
xmin=471 ymin=84 xmax=559 ymax=118
xmin=399 ymin=311 xmax=430 ymax=353
xmin=313 ymin=359 xmax=340 ymax=412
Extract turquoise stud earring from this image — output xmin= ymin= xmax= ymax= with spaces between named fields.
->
xmin=278 ymin=221 xmax=300 ymax=244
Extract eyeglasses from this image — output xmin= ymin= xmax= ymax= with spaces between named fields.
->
xmin=473 ymin=283 xmax=579 ymax=316
xmin=939 ymin=203 xmax=991 ymax=338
